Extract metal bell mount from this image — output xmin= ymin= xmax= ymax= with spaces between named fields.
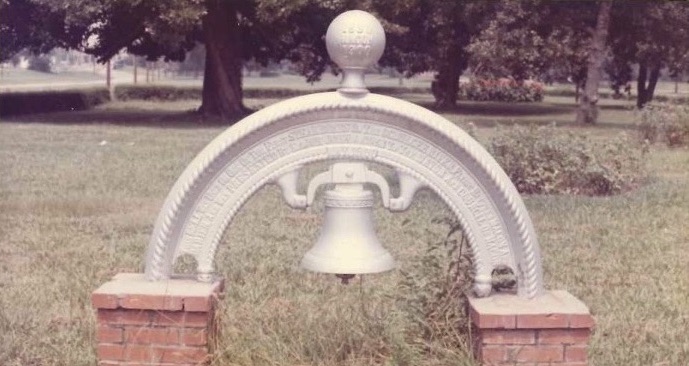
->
xmin=274 ymin=162 xmax=426 ymax=284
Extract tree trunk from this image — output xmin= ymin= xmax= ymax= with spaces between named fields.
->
xmin=646 ymin=64 xmax=661 ymax=102
xmin=636 ymin=62 xmax=647 ymax=108
xmin=576 ymin=0 xmax=613 ymax=124
xmin=431 ymin=63 xmax=462 ymax=109
xmin=198 ymin=0 xmax=249 ymax=122
xmin=636 ymin=62 xmax=660 ymax=108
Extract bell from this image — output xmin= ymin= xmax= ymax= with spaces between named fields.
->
xmin=301 ymin=183 xmax=395 ymax=282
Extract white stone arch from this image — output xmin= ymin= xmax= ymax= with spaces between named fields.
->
xmin=144 ymin=91 xmax=545 ymax=299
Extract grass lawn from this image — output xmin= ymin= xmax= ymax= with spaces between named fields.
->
xmin=0 ymin=94 xmax=688 ymax=365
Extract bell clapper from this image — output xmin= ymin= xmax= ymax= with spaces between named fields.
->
xmin=336 ymin=273 xmax=356 ymax=284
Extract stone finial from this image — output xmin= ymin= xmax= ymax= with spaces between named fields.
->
xmin=325 ymin=10 xmax=386 ymax=94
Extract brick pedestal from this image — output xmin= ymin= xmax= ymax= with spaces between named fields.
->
xmin=469 ymin=290 xmax=594 ymax=366
xmin=92 ymin=273 xmax=223 ymax=366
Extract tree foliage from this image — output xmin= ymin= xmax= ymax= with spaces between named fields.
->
xmin=3 ymin=0 xmax=689 ymax=118
xmin=468 ymin=0 xmax=598 ymax=85
xmin=376 ymin=0 xmax=494 ymax=107
xmin=0 ymin=0 xmax=86 ymax=62
xmin=609 ymin=1 xmax=689 ymax=108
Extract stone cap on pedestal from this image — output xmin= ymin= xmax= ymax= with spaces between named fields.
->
xmin=92 ymin=273 xmax=224 ymax=312
xmin=468 ymin=290 xmax=594 ymax=329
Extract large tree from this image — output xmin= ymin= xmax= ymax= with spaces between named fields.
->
xmin=609 ymin=1 xmax=689 ymax=108
xmin=1 ymin=0 xmax=345 ymax=122
xmin=375 ymin=0 xmax=494 ymax=108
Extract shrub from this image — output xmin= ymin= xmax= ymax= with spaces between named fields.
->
xmin=637 ymin=103 xmax=689 ymax=147
xmin=114 ymin=85 xmax=202 ymax=101
xmin=27 ymin=55 xmax=52 ymax=73
xmin=489 ymin=125 xmax=646 ymax=195
xmin=460 ymin=78 xmax=544 ymax=103
xmin=114 ymin=85 xmax=432 ymax=102
xmin=0 ymin=88 xmax=110 ymax=117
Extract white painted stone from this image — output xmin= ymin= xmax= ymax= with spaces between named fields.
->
xmin=326 ymin=10 xmax=385 ymax=93
xmin=468 ymin=290 xmax=591 ymax=315
xmin=143 ymin=11 xmax=545 ymax=298
xmin=94 ymin=273 xmax=220 ymax=297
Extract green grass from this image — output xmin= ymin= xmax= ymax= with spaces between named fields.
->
xmin=1 ymin=94 xmax=688 ymax=365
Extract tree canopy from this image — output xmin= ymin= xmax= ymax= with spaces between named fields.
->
xmin=2 ymin=0 xmax=689 ymax=122
xmin=609 ymin=1 xmax=689 ymax=108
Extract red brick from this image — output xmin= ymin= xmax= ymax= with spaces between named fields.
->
xmin=479 ymin=345 xmax=506 ymax=362
xmin=151 ymin=311 xmax=186 ymax=327
xmin=119 ymin=344 xmax=207 ymax=363
xmin=97 ymin=362 xmax=119 ymax=366
xmin=481 ymin=329 xmax=536 ymax=345
xmin=121 ymin=310 xmax=155 ymax=326
xmin=158 ymin=347 xmax=208 ymax=363
xmin=517 ymin=314 xmax=569 ymax=329
xmin=92 ymin=293 xmax=119 ymax=309
xmin=124 ymin=327 xmax=180 ymax=345
xmin=471 ymin=307 xmax=516 ymax=329
xmin=152 ymin=311 xmax=210 ymax=328
xmin=97 ymin=326 xmax=123 ymax=343
xmin=120 ymin=294 xmax=184 ymax=311
xmin=97 ymin=344 xmax=124 ymax=361
xmin=181 ymin=328 xmax=208 ymax=346
xmin=183 ymin=312 xmax=211 ymax=328
xmin=506 ymin=345 xmax=564 ymax=363
xmin=538 ymin=329 xmax=590 ymax=345
xmin=184 ymin=296 xmax=214 ymax=312
xmin=569 ymin=314 xmax=595 ymax=329
xmin=565 ymin=345 xmax=588 ymax=362
xmin=97 ymin=310 xmax=121 ymax=325
xmin=98 ymin=310 xmax=155 ymax=326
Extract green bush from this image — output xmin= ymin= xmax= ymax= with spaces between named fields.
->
xmin=114 ymin=85 xmax=432 ymax=102
xmin=27 ymin=55 xmax=52 ymax=73
xmin=459 ymin=79 xmax=544 ymax=103
xmin=544 ymin=87 xmax=616 ymax=100
xmin=637 ymin=103 xmax=689 ymax=147
xmin=114 ymin=85 xmax=202 ymax=101
xmin=489 ymin=125 xmax=646 ymax=195
xmin=0 ymin=88 xmax=110 ymax=117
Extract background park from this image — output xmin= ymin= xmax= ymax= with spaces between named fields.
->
xmin=1 ymin=1 xmax=688 ymax=365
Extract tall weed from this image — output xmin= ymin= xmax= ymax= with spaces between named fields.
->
xmin=396 ymin=217 xmax=473 ymax=352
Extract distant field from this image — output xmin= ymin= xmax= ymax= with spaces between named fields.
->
xmin=1 ymin=90 xmax=688 ymax=365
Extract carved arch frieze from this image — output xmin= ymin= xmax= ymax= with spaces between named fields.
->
xmin=144 ymin=92 xmax=544 ymax=298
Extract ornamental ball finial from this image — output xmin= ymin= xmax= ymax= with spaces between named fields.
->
xmin=326 ymin=10 xmax=385 ymax=93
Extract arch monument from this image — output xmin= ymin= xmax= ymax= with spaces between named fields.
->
xmin=92 ymin=10 xmax=593 ymax=366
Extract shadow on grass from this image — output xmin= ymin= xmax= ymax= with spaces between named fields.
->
xmin=2 ymin=97 xmax=639 ymax=132
xmin=1 ymin=107 xmax=232 ymax=128
xmin=418 ymin=100 xmax=574 ymax=117
xmin=466 ymin=117 xmax=638 ymax=131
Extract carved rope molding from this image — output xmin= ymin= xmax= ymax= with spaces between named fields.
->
xmin=144 ymin=92 xmax=545 ymax=299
